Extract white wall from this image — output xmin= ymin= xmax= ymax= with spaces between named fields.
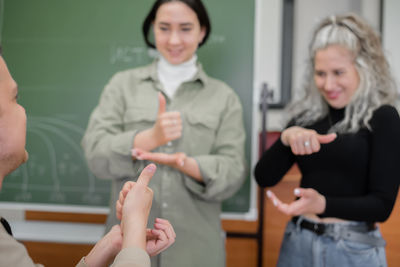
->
xmin=256 ymin=0 xmax=381 ymax=131
xmin=383 ymin=0 xmax=400 ymax=90
xmin=292 ymin=0 xmax=380 ymax=101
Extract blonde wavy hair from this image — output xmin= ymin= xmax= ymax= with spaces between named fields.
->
xmin=286 ymin=13 xmax=398 ymax=133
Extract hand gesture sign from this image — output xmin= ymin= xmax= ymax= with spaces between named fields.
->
xmin=281 ymin=126 xmax=337 ymax=155
xmin=145 ymin=218 xmax=176 ymax=257
xmin=266 ymin=188 xmax=326 ymax=216
xmin=132 ymin=148 xmax=186 ymax=168
xmin=151 ymin=92 xmax=182 ymax=147
xmin=116 ymin=164 xmax=176 ymax=256
xmin=117 ymin=164 xmax=155 ymax=223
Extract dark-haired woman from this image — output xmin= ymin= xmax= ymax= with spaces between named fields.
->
xmin=82 ymin=1 xmax=246 ymax=266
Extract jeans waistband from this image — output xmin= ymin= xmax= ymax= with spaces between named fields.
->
xmin=292 ymin=216 xmax=386 ymax=247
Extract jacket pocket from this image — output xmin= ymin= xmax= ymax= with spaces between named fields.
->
xmin=123 ymin=108 xmax=156 ymax=131
xmin=185 ymin=113 xmax=219 ymax=154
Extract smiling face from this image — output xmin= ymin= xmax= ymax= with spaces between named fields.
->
xmin=314 ymin=45 xmax=360 ymax=109
xmin=153 ymin=1 xmax=206 ymax=65
xmin=0 ymin=56 xmax=28 ymax=187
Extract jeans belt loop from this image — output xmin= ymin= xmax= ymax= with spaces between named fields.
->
xmin=328 ymin=223 xmax=341 ymax=241
xmin=294 ymin=216 xmax=304 ymax=232
xmin=313 ymin=222 xmax=325 ymax=235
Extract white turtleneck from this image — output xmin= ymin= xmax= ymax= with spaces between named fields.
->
xmin=157 ymin=55 xmax=198 ymax=98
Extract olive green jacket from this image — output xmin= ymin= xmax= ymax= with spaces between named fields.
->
xmin=82 ymin=61 xmax=246 ymax=267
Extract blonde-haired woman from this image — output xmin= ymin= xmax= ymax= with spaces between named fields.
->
xmin=255 ymin=14 xmax=400 ymax=267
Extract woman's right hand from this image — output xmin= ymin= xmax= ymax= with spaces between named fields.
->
xmin=281 ymin=126 xmax=336 ymax=155
xmin=133 ymin=93 xmax=182 ymax=152
xmin=151 ymin=92 xmax=182 ymax=147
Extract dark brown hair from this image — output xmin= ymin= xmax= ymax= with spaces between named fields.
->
xmin=142 ymin=0 xmax=211 ymax=48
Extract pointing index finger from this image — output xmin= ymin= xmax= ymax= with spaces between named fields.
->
xmin=137 ymin=163 xmax=157 ymax=187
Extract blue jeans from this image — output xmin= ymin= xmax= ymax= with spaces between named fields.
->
xmin=277 ymin=218 xmax=387 ymax=267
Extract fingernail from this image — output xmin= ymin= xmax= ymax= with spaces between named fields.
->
xmin=273 ymin=199 xmax=278 ymax=207
xmin=146 ymin=164 xmax=156 ymax=172
xmin=266 ymin=190 xmax=272 ymax=198
xmin=294 ymin=188 xmax=300 ymax=195
xmin=132 ymin=149 xmax=143 ymax=160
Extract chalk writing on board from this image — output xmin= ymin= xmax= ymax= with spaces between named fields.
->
xmin=109 ymin=35 xmax=226 ymax=65
xmin=208 ymin=34 xmax=226 ymax=44
xmin=2 ymin=116 xmax=110 ymax=206
xmin=110 ymin=45 xmax=152 ymax=65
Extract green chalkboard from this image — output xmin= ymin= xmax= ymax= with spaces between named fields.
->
xmin=0 ymin=0 xmax=254 ymax=216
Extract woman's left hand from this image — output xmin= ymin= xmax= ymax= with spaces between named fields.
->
xmin=266 ymin=188 xmax=326 ymax=216
xmin=132 ymin=148 xmax=186 ymax=168
xmin=146 ymin=218 xmax=176 ymax=257
xmin=131 ymin=148 xmax=203 ymax=182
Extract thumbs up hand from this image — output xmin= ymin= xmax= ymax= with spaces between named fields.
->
xmin=151 ymin=92 xmax=182 ymax=147
xmin=281 ymin=126 xmax=337 ymax=155
xmin=132 ymin=93 xmax=182 ymax=152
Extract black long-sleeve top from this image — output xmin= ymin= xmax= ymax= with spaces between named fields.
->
xmin=254 ymin=105 xmax=400 ymax=222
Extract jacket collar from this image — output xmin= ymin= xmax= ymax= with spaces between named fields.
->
xmin=138 ymin=59 xmax=209 ymax=87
